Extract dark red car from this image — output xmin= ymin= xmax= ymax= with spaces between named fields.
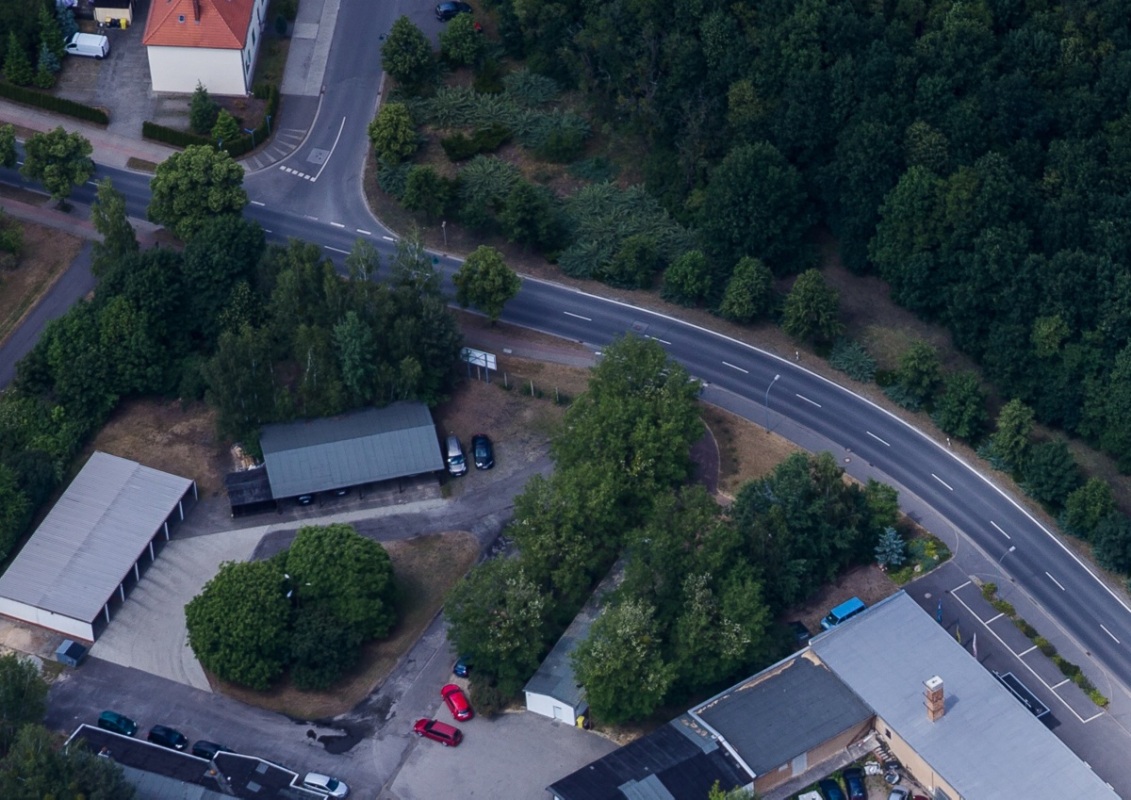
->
xmin=414 ymin=718 xmax=463 ymax=747
xmin=441 ymin=683 xmax=474 ymax=721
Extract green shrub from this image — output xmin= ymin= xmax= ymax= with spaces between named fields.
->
xmin=1014 ymin=618 xmax=1038 ymax=638
xmin=142 ymin=121 xmax=210 ymax=148
xmin=377 ymin=162 xmax=412 ymax=198
xmin=1052 ymin=655 xmax=1080 ymax=679
xmin=441 ymin=124 xmax=512 ymax=161
xmin=991 ymin=598 xmax=1015 ymax=616
xmin=569 ymin=157 xmax=619 ymax=183
xmin=1033 ymin=636 xmax=1056 ymax=657
xmin=473 ymin=57 xmax=505 ymax=94
xmin=981 ymin=582 xmax=997 ymax=600
xmin=502 ymin=69 xmax=560 ymax=106
xmin=0 ymin=80 xmax=108 ymax=124
xmin=829 ymin=338 xmax=877 ymax=382
xmin=1088 ymin=688 xmax=1110 ymax=707
xmin=536 ymin=126 xmax=586 ymax=163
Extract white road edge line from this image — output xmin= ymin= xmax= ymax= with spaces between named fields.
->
xmin=991 ymin=521 xmax=1011 ymax=540
xmin=324 ymin=246 xmax=349 ymax=254
xmin=563 ymin=311 xmax=592 ymax=322
xmin=311 ymin=116 xmax=347 ymax=182
xmin=796 ymin=394 xmax=821 ymax=407
xmin=1046 ymin=572 xmax=1066 ymax=592
xmin=250 ymin=200 xmax=266 ymax=207
xmin=722 ymin=361 xmax=749 ymax=374
xmin=1101 ymin=625 xmax=1120 ymax=644
xmin=931 ymin=473 xmax=954 ymax=491
xmin=866 ymin=431 xmax=890 ymax=446
xmin=330 ymin=222 xmax=345 ymax=228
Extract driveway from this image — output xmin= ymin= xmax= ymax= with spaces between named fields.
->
xmin=382 ymin=709 xmax=618 ymax=800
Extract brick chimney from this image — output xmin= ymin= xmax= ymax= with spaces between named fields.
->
xmin=925 ymin=675 xmax=945 ymax=722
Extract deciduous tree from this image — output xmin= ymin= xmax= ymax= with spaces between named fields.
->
xmin=572 ymin=599 xmax=674 ymax=724
xmin=185 ymin=559 xmax=291 ymax=690
xmin=0 ymin=652 xmax=46 ymax=755
xmin=445 ymin=559 xmax=549 ymax=696
xmin=148 ymin=145 xmax=248 ymax=241
xmin=285 ymin=523 xmax=398 ymax=641
xmin=932 ymin=371 xmax=988 ymax=441
xmin=452 ymin=246 xmax=521 ymax=323
xmin=782 ymin=269 xmax=843 ymax=344
xmin=20 ymin=126 xmax=94 ymax=206
xmin=895 ymin=340 xmax=941 ymax=408
xmin=0 ymin=724 xmax=135 ymax=799
xmin=381 ymin=16 xmax=433 ymax=90
xmin=990 ymin=398 xmax=1035 ymax=472
xmin=1061 ymin=478 xmax=1114 ymax=541
xmin=367 ymin=102 xmax=418 ymax=165
xmin=440 ymin=12 xmax=485 ymax=66
xmin=661 ymin=250 xmax=711 ymax=306
xmin=1022 ymin=440 xmax=1081 ymax=512
xmin=90 ymin=179 xmax=137 ymax=276
xmin=718 ymin=256 xmax=773 ymax=323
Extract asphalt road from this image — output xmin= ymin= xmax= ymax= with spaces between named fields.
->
xmin=6 ymin=150 xmax=1131 ymax=703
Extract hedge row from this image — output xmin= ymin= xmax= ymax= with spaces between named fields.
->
xmin=0 ymin=81 xmax=109 ymax=125
xmin=141 ymin=85 xmax=280 ymax=159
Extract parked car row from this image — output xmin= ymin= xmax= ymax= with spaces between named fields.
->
xmin=444 ymin=433 xmax=494 ymax=476
xmin=809 ymin=766 xmax=926 ymax=800
xmin=95 ymin=710 xmax=348 ymax=796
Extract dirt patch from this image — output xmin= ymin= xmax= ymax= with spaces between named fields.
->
xmin=213 ymin=532 xmax=480 ymax=719
xmin=700 ymin=404 xmax=803 ymax=500
xmin=0 ymin=218 xmax=84 ymax=347
xmin=83 ymin=397 xmax=229 ymax=498
xmin=790 ymin=564 xmax=900 ymax=635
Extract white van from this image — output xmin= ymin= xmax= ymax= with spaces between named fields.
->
xmin=66 ymin=33 xmax=110 ymax=59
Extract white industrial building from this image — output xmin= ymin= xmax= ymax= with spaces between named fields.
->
xmin=0 ymin=452 xmax=196 ymax=641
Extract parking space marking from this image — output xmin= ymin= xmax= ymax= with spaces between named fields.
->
xmin=563 ymin=311 xmax=592 ymax=322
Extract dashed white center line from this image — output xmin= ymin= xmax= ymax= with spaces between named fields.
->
xmin=330 ymin=222 xmax=345 ymax=228
xmin=382 ymin=235 xmax=395 ymax=242
xmin=325 ymin=246 xmax=349 ymax=254
xmin=250 ymin=200 xmax=265 ymax=207
xmin=796 ymin=394 xmax=821 ymax=407
xmin=357 ymin=229 xmax=372 ymax=236
xmin=647 ymin=335 xmax=672 ymax=345
xmin=931 ymin=474 xmax=954 ymax=491
xmin=563 ymin=311 xmax=591 ymax=322
xmin=866 ymin=431 xmax=890 ymax=446
xmin=1101 ymin=625 xmax=1120 ymax=644
xmin=991 ymin=521 xmax=1011 ymax=540
xmin=304 ymin=215 xmax=318 ymax=221
xmin=722 ymin=361 xmax=749 ymax=374
xmin=1046 ymin=572 xmax=1065 ymax=591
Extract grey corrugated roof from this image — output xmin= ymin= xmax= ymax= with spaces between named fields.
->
xmin=812 ymin=592 xmax=1119 ymax=799
xmin=259 ymin=404 xmax=443 ymax=498
xmin=691 ymin=653 xmax=872 ymax=775
xmin=0 ymin=452 xmax=193 ymax=625
xmin=525 ymin=564 xmax=624 ymax=707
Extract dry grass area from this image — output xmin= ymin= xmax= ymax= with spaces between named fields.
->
xmin=215 ymin=532 xmax=481 ymax=719
xmin=701 ymin=404 xmax=803 ymax=500
xmin=82 ymin=397 xmax=230 ymax=498
xmin=0 ymin=217 xmax=83 ymax=347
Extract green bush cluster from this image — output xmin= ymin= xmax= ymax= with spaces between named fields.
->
xmin=829 ymin=338 xmax=876 ymax=382
xmin=0 ymin=80 xmax=108 ymax=124
xmin=440 ymin=124 xmax=512 ymax=161
xmin=143 ymin=86 xmax=280 ymax=157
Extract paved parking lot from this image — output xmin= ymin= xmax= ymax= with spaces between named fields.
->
xmin=383 ymin=709 xmax=617 ymax=800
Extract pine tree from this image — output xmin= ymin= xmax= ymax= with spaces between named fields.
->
xmin=3 ymin=33 xmax=34 ymax=86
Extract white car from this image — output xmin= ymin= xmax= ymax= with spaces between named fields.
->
xmin=302 ymin=772 xmax=349 ymax=798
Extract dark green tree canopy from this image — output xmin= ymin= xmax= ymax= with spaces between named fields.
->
xmin=453 ymin=246 xmax=522 ymax=323
xmin=147 ymin=145 xmax=248 ymax=241
xmin=20 ymin=127 xmax=94 ymax=205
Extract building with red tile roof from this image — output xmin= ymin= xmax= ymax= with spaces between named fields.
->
xmin=143 ymin=0 xmax=269 ymax=95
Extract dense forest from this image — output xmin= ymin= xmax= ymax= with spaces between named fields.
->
xmin=430 ymin=0 xmax=1131 ymax=472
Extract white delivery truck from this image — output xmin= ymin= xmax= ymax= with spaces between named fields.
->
xmin=65 ymin=33 xmax=110 ymax=59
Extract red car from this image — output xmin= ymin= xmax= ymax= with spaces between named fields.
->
xmin=414 ymin=718 xmax=463 ymax=747
xmin=441 ymin=683 xmax=474 ymax=721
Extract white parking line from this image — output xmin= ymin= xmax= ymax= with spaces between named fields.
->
xmin=1101 ymin=625 xmax=1120 ymax=644
xmin=991 ymin=521 xmax=1011 ymax=540
xmin=931 ymin=473 xmax=954 ymax=491
xmin=722 ymin=361 xmax=749 ymax=374
xmin=1046 ymin=572 xmax=1065 ymax=591
xmin=563 ymin=311 xmax=592 ymax=322
xmin=866 ymin=431 xmax=890 ymax=446
xmin=796 ymin=394 xmax=821 ymax=407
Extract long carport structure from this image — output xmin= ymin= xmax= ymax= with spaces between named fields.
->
xmin=0 ymin=451 xmax=196 ymax=641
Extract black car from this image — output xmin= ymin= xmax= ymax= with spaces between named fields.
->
xmin=147 ymin=725 xmax=188 ymax=751
xmin=191 ymin=740 xmax=232 ymax=760
xmin=788 ymin=620 xmax=811 ymax=646
xmin=842 ymin=767 xmax=868 ymax=800
xmin=819 ymin=778 xmax=847 ymax=800
xmin=471 ymin=434 xmax=494 ymax=470
xmin=435 ymin=1 xmax=472 ymax=21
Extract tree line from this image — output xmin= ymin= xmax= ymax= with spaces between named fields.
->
xmin=445 ymin=336 xmax=901 ymax=723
